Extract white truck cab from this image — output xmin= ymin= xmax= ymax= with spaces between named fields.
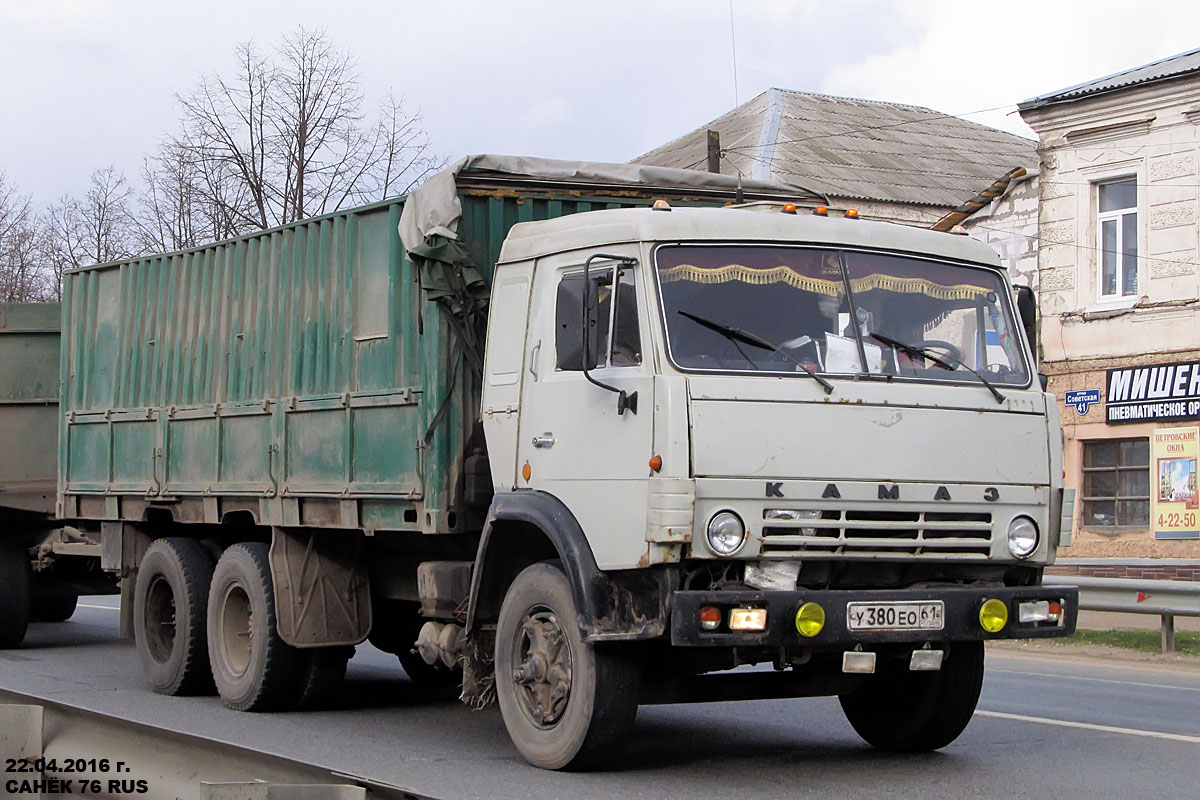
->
xmin=475 ymin=202 xmax=1077 ymax=769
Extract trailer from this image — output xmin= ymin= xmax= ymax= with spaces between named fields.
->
xmin=0 ymin=303 xmax=114 ymax=648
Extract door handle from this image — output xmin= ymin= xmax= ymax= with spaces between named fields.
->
xmin=531 ymin=433 xmax=555 ymax=449
xmin=529 ymin=339 xmax=541 ymax=378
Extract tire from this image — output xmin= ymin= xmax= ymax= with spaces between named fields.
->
xmin=495 ymin=563 xmax=640 ymax=770
xmin=207 ymin=542 xmax=302 ymax=711
xmin=33 ymin=594 xmax=79 ymax=622
xmin=839 ymin=640 xmax=985 ymax=752
xmin=0 ymin=539 xmax=32 ymax=648
xmin=291 ymin=646 xmax=352 ymax=710
xmin=133 ymin=538 xmax=215 ymax=695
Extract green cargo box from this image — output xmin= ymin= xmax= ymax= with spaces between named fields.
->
xmin=0 ymin=303 xmax=60 ymax=518
xmin=58 ymin=157 xmax=810 ymax=534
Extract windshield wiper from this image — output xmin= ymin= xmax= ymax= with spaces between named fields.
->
xmin=870 ymin=332 xmax=1006 ymax=405
xmin=679 ymin=310 xmax=834 ymax=394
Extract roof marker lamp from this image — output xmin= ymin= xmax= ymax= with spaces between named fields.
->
xmin=706 ymin=511 xmax=746 ymax=556
xmin=845 ymin=208 xmax=859 ymax=219
xmin=782 ymin=203 xmax=798 ymax=214
xmin=813 ymin=206 xmax=829 ymax=216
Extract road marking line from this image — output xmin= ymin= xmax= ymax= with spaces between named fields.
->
xmin=992 ymin=668 xmax=1200 ymax=693
xmin=78 ymin=603 xmax=120 ymax=611
xmin=976 ymin=710 xmax=1200 ymax=743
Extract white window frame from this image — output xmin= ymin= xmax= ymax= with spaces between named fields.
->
xmin=1096 ymin=177 xmax=1139 ymax=300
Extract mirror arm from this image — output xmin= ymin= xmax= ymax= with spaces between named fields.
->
xmin=582 ymin=253 xmax=639 ymax=415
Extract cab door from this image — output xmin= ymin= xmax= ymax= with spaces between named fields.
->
xmin=517 ymin=249 xmax=654 ymax=570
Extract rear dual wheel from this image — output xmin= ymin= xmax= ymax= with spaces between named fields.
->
xmin=135 ymin=539 xmax=348 ymax=710
xmin=207 ymin=543 xmax=302 ymax=711
xmin=133 ymin=538 xmax=215 ymax=695
xmin=206 ymin=543 xmax=349 ymax=711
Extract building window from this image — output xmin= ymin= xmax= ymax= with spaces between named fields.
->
xmin=1082 ymin=438 xmax=1149 ymax=527
xmin=1097 ymin=178 xmax=1138 ymax=298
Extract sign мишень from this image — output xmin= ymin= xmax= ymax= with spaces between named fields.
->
xmin=1106 ymin=360 xmax=1200 ymax=425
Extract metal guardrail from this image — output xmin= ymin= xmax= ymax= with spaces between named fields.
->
xmin=1044 ymin=576 xmax=1200 ymax=653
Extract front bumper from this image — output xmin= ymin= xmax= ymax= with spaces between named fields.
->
xmin=670 ymin=584 xmax=1078 ymax=647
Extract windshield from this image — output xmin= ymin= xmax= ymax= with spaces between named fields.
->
xmin=655 ymin=244 xmax=1030 ymax=386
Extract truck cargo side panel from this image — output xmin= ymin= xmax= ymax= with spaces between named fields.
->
xmin=60 ymin=203 xmax=437 ymax=526
xmin=0 ymin=304 xmax=60 ymax=517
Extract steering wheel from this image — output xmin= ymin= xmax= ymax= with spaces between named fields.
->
xmin=913 ymin=340 xmax=963 ymax=365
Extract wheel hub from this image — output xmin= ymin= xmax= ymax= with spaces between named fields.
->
xmin=512 ymin=610 xmax=572 ymax=726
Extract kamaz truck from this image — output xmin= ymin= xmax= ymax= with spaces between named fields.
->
xmin=2 ymin=156 xmax=1077 ymax=770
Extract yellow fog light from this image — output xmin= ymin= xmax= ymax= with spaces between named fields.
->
xmin=979 ymin=599 xmax=1009 ymax=633
xmin=795 ymin=602 xmax=826 ymax=637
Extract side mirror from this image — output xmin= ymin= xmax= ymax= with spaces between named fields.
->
xmin=581 ymin=253 xmax=638 ymax=415
xmin=1014 ymin=285 xmax=1037 ymax=361
xmin=554 ymin=276 xmax=603 ymax=371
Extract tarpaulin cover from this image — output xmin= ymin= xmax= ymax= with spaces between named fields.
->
xmin=398 ymin=154 xmax=820 ymax=316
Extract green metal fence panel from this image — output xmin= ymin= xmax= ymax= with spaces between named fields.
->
xmin=0 ymin=303 xmax=60 ymax=516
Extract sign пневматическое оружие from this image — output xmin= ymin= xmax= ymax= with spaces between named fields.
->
xmin=1106 ymin=360 xmax=1200 ymax=424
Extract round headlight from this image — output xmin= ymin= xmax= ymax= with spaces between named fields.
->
xmin=706 ymin=511 xmax=746 ymax=556
xmin=1007 ymin=516 xmax=1039 ymax=558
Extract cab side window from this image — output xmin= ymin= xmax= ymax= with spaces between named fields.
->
xmin=610 ymin=267 xmax=641 ymax=367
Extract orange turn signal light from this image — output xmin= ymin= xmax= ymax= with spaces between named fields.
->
xmin=699 ymin=605 xmax=722 ymax=630
xmin=648 ymin=455 xmax=663 ymax=472
xmin=521 ymin=462 xmax=531 ymax=482
xmin=814 ymin=206 xmax=828 ymax=216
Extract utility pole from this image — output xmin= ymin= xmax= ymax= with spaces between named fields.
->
xmin=706 ymin=129 xmax=721 ymax=174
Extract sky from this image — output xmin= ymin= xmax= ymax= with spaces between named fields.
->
xmin=2 ymin=0 xmax=1200 ymax=206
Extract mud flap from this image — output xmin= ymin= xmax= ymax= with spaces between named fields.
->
xmin=269 ymin=528 xmax=372 ymax=648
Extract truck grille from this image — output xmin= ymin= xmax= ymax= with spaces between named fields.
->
xmin=760 ymin=510 xmax=993 ymax=558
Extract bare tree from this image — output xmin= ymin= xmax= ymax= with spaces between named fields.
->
xmin=160 ymin=26 xmax=445 ymax=238
xmin=41 ymin=167 xmax=137 ymax=296
xmin=137 ymin=142 xmax=247 ymax=252
xmin=0 ymin=171 xmax=50 ymax=302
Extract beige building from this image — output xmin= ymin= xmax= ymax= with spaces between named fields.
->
xmin=1019 ymin=48 xmax=1200 ymax=560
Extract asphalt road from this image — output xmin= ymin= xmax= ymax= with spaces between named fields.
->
xmin=2 ymin=599 xmax=1197 ymax=799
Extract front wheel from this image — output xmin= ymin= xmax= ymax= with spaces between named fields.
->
xmin=495 ymin=563 xmax=640 ymax=770
xmin=839 ymin=640 xmax=984 ymax=752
